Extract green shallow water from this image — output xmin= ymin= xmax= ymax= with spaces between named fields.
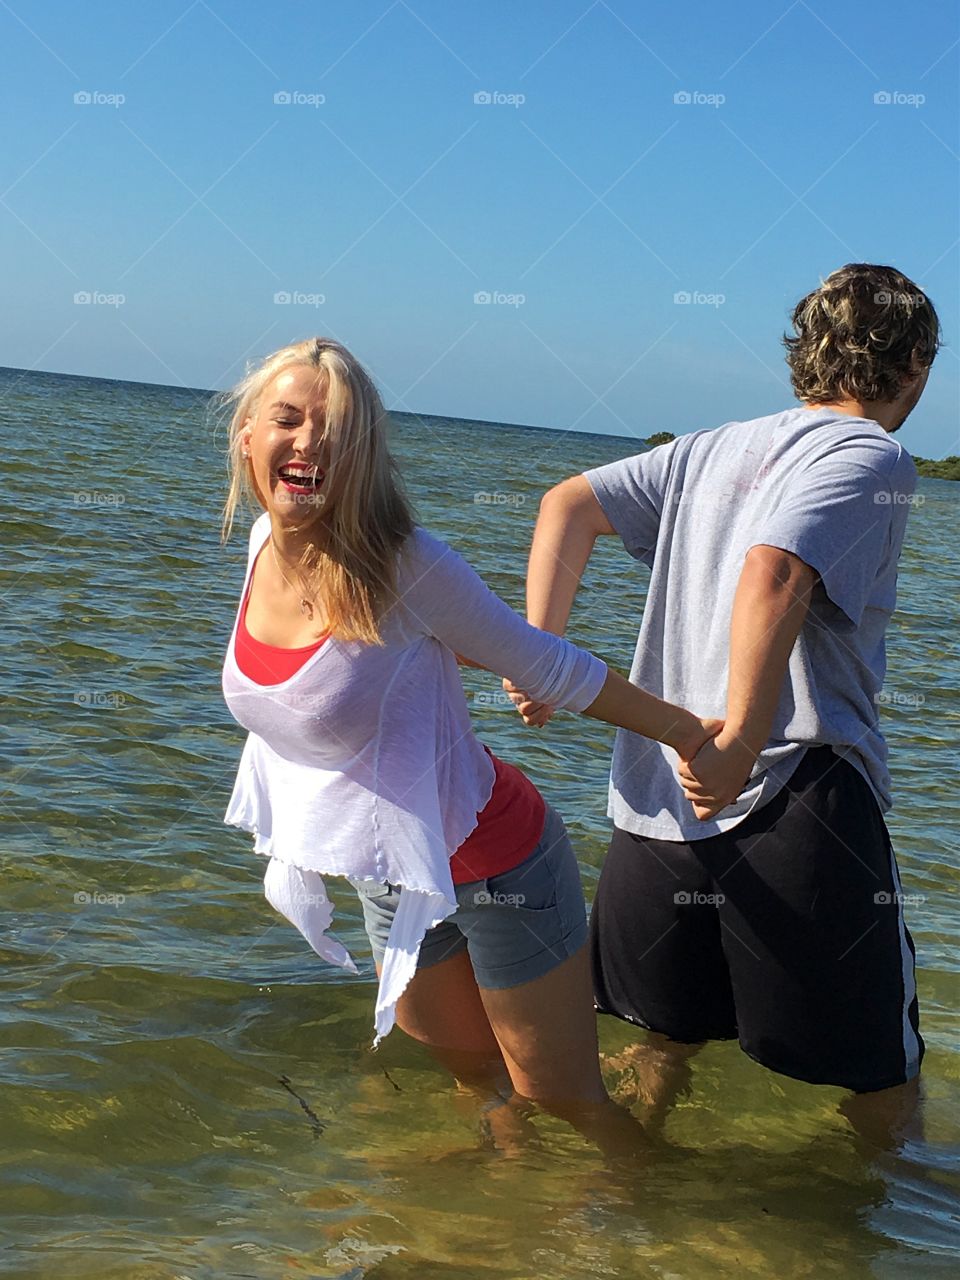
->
xmin=1 ymin=365 xmax=959 ymax=1277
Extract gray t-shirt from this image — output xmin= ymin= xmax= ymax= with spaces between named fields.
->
xmin=584 ymin=406 xmax=917 ymax=841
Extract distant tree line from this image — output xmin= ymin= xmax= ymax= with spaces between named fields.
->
xmin=913 ymin=455 xmax=960 ymax=481
xmin=645 ymin=432 xmax=675 ymax=447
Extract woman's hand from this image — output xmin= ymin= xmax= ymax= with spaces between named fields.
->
xmin=676 ymin=729 xmax=758 ymax=820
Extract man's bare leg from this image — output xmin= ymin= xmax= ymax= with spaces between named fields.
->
xmin=602 ymin=1030 xmax=702 ymax=1136
xmin=840 ymin=1076 xmax=924 ymax=1154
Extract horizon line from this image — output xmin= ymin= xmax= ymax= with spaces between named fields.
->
xmin=0 ymin=363 xmax=652 ymax=446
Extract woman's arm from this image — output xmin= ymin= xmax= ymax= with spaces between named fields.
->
xmin=583 ymin=668 xmax=721 ymax=762
xmin=399 ymin=529 xmax=718 ymax=759
xmin=400 ymin=528 xmax=604 ymax=712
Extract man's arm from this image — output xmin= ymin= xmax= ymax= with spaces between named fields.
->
xmin=526 ymin=476 xmax=617 ymax=633
xmin=503 ymin=476 xmax=616 ymax=725
xmin=677 ymin=544 xmax=817 ymax=820
xmin=459 ymin=475 xmax=611 ymax=672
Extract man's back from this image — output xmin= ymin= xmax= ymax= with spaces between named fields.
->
xmin=584 ymin=405 xmax=917 ymax=839
xmin=539 ymin=263 xmax=937 ymax=1096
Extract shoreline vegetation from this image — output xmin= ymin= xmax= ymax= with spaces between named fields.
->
xmin=912 ymin=455 xmax=960 ymax=480
xmin=645 ymin=432 xmax=960 ymax=481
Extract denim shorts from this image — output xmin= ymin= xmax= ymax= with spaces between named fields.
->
xmin=348 ymin=802 xmax=588 ymax=990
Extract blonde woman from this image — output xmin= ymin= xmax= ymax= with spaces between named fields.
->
xmin=218 ymin=337 xmax=718 ymax=1139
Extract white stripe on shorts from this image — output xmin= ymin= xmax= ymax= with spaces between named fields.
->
xmin=887 ymin=843 xmax=921 ymax=1080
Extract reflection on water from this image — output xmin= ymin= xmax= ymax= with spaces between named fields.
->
xmin=1 ymin=367 xmax=959 ymax=1276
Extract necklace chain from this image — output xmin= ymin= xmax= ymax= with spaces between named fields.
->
xmin=269 ymin=537 xmax=317 ymax=618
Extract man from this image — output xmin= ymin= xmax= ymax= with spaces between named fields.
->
xmin=508 ymin=263 xmax=939 ymax=1106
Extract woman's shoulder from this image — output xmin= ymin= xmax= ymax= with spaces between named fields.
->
xmin=393 ymin=526 xmax=476 ymax=615
xmin=397 ymin=525 xmax=457 ymax=577
xmin=238 ymin=512 xmax=271 ymax=572
xmin=249 ymin=510 xmax=271 ymax=551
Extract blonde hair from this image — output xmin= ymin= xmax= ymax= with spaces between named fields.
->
xmin=216 ymin=338 xmax=415 ymax=645
xmin=783 ymin=263 xmax=941 ymax=404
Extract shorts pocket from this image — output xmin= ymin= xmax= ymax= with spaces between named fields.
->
xmin=481 ymin=867 xmax=559 ymax=914
xmin=348 ymin=877 xmax=395 ymax=901
xmin=483 ymin=809 xmax=572 ymax=915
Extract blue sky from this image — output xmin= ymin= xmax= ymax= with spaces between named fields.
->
xmin=1 ymin=0 xmax=957 ymax=456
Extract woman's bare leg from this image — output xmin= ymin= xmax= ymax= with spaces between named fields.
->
xmin=376 ymin=952 xmax=537 ymax=1150
xmin=477 ymin=943 xmax=647 ymax=1157
xmin=377 ymin=945 xmax=645 ymax=1156
xmin=378 ymin=950 xmax=507 ymax=1086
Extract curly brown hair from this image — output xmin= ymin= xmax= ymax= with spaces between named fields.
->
xmin=783 ymin=263 xmax=941 ymax=404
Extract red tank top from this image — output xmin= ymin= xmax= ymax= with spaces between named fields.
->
xmin=235 ymin=549 xmax=329 ymax=684
xmin=234 ymin=554 xmax=546 ymax=883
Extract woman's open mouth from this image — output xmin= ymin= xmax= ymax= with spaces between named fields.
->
xmin=276 ymin=465 xmax=325 ymax=495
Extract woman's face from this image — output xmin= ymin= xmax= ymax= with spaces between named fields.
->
xmin=241 ymin=366 xmax=330 ymax=523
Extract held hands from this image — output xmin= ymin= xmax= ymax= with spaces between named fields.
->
xmin=501 ymin=673 xmax=750 ymax=824
xmin=674 ymin=716 xmax=724 ymax=765
xmin=676 ymin=728 xmax=758 ymax=821
xmin=502 ymin=677 xmax=555 ymax=727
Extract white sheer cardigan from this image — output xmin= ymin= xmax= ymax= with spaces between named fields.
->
xmin=221 ymin=512 xmax=607 ymax=1041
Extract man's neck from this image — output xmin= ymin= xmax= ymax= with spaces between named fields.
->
xmin=804 ymin=399 xmax=893 ymax=432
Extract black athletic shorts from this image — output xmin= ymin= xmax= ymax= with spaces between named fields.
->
xmin=590 ymin=746 xmax=924 ymax=1093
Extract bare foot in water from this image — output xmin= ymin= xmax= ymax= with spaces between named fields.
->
xmin=602 ymin=1034 xmax=701 ymax=1137
xmin=451 ymin=1079 xmax=541 ymax=1156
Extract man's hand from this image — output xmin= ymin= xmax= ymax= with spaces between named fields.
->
xmin=676 ymin=729 xmax=758 ymax=821
xmin=676 ymin=546 xmax=815 ymax=821
xmin=503 ymin=677 xmax=555 ymax=727
xmin=675 ymin=716 xmax=725 ymax=764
